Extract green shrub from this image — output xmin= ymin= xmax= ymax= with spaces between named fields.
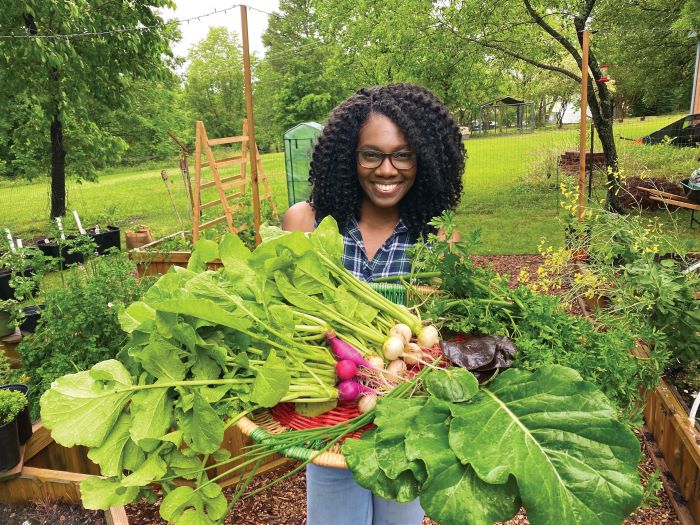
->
xmin=17 ymin=253 xmax=153 ymax=418
xmin=0 ymin=389 xmax=27 ymax=425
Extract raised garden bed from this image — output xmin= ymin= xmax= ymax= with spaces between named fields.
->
xmin=127 ymin=231 xmax=222 ymax=277
xmin=0 ymin=421 xmax=287 ymax=524
xmin=0 ymin=422 xmax=127 ymax=524
xmin=644 ymin=374 xmax=700 ymax=524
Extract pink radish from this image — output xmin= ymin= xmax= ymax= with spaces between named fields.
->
xmin=325 ymin=331 xmax=373 ymax=368
xmin=335 ymin=360 xmax=358 ymax=381
xmin=337 ymin=380 xmax=376 ymax=402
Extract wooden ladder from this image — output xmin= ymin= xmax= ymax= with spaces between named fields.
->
xmin=192 ymin=120 xmax=278 ymax=242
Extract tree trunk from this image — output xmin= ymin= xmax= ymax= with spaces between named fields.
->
xmin=587 ymin=78 xmax=624 ymax=213
xmin=50 ymin=113 xmax=66 ymax=218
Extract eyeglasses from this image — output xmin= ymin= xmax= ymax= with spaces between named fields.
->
xmin=356 ymin=149 xmax=417 ymax=170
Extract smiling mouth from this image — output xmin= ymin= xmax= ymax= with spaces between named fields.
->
xmin=373 ymin=182 xmax=400 ymax=193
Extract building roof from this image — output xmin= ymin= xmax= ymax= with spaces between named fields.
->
xmin=479 ymin=97 xmax=527 ymax=108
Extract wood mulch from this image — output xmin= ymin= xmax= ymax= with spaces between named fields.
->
xmin=0 ymin=500 xmax=107 ymax=525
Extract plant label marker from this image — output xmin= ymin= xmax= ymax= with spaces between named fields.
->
xmin=16 ymin=239 xmax=22 ymax=249
xmin=55 ymin=217 xmax=66 ymax=240
xmin=4 ymin=228 xmax=15 ymax=253
xmin=72 ymin=211 xmax=86 ymax=235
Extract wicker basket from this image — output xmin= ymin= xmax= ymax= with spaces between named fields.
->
xmin=235 ymin=282 xmax=435 ymax=469
xmin=237 ymin=412 xmax=349 ymax=469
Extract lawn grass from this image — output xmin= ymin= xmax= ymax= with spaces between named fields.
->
xmin=1 ymin=113 xmax=698 ymax=255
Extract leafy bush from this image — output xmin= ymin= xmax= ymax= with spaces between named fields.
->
xmin=17 ymin=253 xmax=153 ymax=418
xmin=0 ymin=389 xmax=27 ymax=425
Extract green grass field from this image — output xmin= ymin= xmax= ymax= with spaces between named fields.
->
xmin=1 ymin=114 xmax=698 ymax=254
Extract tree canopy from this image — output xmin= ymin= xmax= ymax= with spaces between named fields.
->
xmin=0 ymin=1 xmax=177 ymax=216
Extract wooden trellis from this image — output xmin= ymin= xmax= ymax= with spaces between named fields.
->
xmin=192 ymin=120 xmax=277 ymax=242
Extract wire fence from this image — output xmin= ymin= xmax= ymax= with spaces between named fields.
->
xmin=1 ymin=113 xmax=697 ymax=253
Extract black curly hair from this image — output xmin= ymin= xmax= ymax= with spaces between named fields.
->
xmin=308 ymin=83 xmax=465 ymax=239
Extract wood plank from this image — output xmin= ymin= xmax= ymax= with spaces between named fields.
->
xmin=24 ymin=422 xmax=53 ymax=462
xmin=199 ymin=215 xmax=228 ymax=230
xmin=649 ymin=196 xmax=700 ymax=210
xmin=642 ymin=426 xmax=697 ymax=525
xmin=0 ymin=466 xmax=89 ymax=504
xmin=200 ymin=198 xmax=224 ymax=211
xmin=202 ymin=156 xmax=245 ymax=169
xmin=106 ymin=505 xmax=130 ymax=525
xmin=638 ymin=186 xmax=692 ymax=202
xmin=208 ymin=135 xmax=248 ymax=146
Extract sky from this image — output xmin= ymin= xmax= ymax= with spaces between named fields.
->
xmin=163 ymin=1 xmax=280 ymax=61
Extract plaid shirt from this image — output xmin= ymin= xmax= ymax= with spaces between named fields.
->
xmin=341 ymin=218 xmax=415 ymax=282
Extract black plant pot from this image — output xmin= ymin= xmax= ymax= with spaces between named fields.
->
xmin=36 ymin=238 xmax=84 ymax=266
xmin=0 ymin=418 xmax=20 ymax=471
xmin=0 ymin=384 xmax=32 ymax=444
xmin=19 ymin=305 xmax=42 ymax=334
xmin=87 ymin=226 xmax=121 ymax=255
xmin=0 ymin=265 xmax=37 ymax=301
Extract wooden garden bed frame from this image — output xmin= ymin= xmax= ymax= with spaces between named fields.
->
xmin=0 ymin=422 xmax=128 ymax=524
xmin=126 ymin=231 xmax=224 ymax=277
xmin=644 ymin=374 xmax=700 ymax=525
xmin=0 ymin=421 xmax=289 ymax=524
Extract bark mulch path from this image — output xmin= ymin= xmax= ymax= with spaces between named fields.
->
xmin=0 ymin=500 xmax=107 ymax=525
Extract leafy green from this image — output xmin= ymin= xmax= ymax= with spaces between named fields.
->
xmin=40 ymin=360 xmax=134 ymax=448
xmin=343 ymin=365 xmax=643 ymax=525
xmin=424 ymin=368 xmax=479 ymax=402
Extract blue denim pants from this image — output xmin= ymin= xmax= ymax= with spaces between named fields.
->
xmin=306 ymin=464 xmax=424 ymax=525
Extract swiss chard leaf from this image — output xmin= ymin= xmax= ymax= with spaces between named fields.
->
xmin=448 ymin=365 xmax=643 ymax=525
xmin=374 ymin=398 xmax=428 ymax=482
xmin=342 ymin=429 xmax=423 ymax=503
xmin=424 ymin=368 xmax=479 ymax=403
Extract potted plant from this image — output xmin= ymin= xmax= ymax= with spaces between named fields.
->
xmin=36 ymin=235 xmax=85 ymax=266
xmin=87 ymin=225 xmax=121 ymax=255
xmin=0 ymin=388 xmax=27 ymax=471
xmin=86 ymin=205 xmax=122 ymax=255
xmin=0 ymin=246 xmax=50 ymax=335
xmin=0 ymin=384 xmax=32 ymax=444
xmin=0 ymin=301 xmax=13 ymax=338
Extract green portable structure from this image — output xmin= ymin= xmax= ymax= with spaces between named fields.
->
xmin=284 ymin=122 xmax=324 ymax=206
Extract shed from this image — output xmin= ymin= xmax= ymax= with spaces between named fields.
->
xmin=284 ymin=122 xmax=324 ymax=207
xmin=473 ymin=97 xmax=534 ymax=134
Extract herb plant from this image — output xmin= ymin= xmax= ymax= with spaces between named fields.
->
xmin=18 ymin=252 xmax=153 ymax=418
xmin=409 ymin=213 xmax=666 ymax=412
xmin=0 ymin=389 xmax=27 ymax=426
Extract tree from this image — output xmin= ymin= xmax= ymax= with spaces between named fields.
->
xmin=101 ymin=75 xmax=190 ymax=164
xmin=595 ymin=0 xmax=697 ymax=118
xmin=255 ymin=0 xmax=345 ymax=150
xmin=183 ymin=27 xmax=245 ymax=139
xmin=0 ymin=1 xmax=176 ymax=218
xmin=436 ymin=0 xmax=633 ymax=211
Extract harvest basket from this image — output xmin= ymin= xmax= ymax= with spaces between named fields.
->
xmin=236 ymin=282 xmax=436 ymax=469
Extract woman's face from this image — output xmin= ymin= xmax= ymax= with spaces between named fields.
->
xmin=356 ymin=113 xmax=417 ymax=210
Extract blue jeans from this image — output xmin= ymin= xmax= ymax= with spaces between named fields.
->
xmin=306 ymin=464 xmax=424 ymax=525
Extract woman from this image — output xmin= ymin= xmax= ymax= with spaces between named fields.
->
xmin=283 ymin=83 xmax=465 ymax=525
